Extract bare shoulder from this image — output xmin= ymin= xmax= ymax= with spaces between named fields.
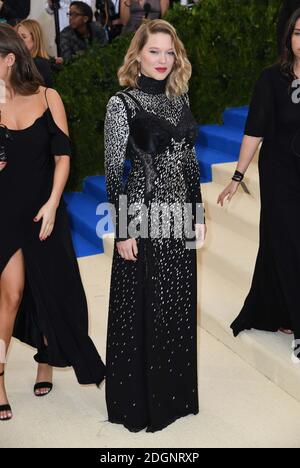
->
xmin=44 ymin=87 xmax=64 ymax=106
xmin=44 ymin=87 xmax=69 ymax=136
xmin=37 ymin=86 xmax=64 ymax=108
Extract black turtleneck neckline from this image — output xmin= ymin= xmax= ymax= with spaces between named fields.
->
xmin=137 ymin=73 xmax=168 ymax=95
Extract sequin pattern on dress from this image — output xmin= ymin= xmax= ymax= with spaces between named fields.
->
xmin=104 ymin=74 xmax=202 ymax=432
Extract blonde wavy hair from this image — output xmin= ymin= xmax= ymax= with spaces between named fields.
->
xmin=118 ymin=19 xmax=192 ymax=98
xmin=16 ymin=19 xmax=49 ymax=59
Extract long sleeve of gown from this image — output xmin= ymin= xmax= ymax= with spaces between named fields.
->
xmin=184 ymin=145 xmax=205 ymax=224
xmin=104 ymin=95 xmax=130 ymax=240
xmin=183 ymin=93 xmax=205 ymax=224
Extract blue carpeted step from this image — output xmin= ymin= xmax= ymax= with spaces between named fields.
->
xmin=195 ymin=143 xmax=239 ymax=182
xmin=200 ymin=175 xmax=211 ymax=184
xmin=66 ymin=106 xmax=246 ymax=255
xmin=83 ymin=175 xmax=107 ymax=201
xmin=64 ymin=192 xmax=114 ymax=250
xmin=84 ymin=161 xmax=132 ymax=201
xmin=198 ymin=124 xmax=243 ymax=156
xmin=70 ymin=230 xmax=102 ymax=257
xmin=222 ymin=106 xmax=248 ymax=131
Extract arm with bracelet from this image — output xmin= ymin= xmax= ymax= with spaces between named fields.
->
xmin=218 ymin=68 xmax=274 ymax=207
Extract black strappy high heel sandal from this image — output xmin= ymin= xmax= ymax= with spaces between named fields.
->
xmin=0 ymin=371 xmax=12 ymax=421
xmin=33 ymin=381 xmax=53 ymax=397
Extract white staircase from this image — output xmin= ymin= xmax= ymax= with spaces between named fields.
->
xmin=199 ymin=155 xmax=300 ymax=403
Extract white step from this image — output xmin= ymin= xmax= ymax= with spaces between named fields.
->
xmin=197 ymin=261 xmax=300 ymax=403
xmin=212 ymin=160 xmax=260 ymax=201
xmin=103 ymin=233 xmax=115 ymax=259
xmin=201 ymin=221 xmax=258 ymax=289
xmin=202 ymin=181 xmax=260 ymax=243
xmin=103 ymin=182 xmax=260 ymax=254
xmin=103 ymin=197 xmax=300 ymax=405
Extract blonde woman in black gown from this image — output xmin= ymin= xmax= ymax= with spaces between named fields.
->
xmin=0 ymin=24 xmax=105 ymax=421
xmin=218 ymin=9 xmax=300 ymax=357
xmin=104 ymin=19 xmax=206 ymax=432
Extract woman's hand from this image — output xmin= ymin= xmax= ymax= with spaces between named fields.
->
xmin=195 ymin=223 xmax=207 ymax=249
xmin=117 ymin=238 xmax=138 ymax=261
xmin=34 ymin=201 xmax=58 ymax=241
xmin=217 ymin=180 xmax=240 ymax=207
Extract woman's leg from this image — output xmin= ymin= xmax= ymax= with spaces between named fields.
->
xmin=0 ymin=249 xmax=25 ymax=420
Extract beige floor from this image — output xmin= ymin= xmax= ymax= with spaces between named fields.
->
xmin=1 ymin=254 xmax=300 ymax=448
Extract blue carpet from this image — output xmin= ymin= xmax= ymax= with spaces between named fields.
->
xmin=65 ymin=106 xmax=248 ymax=257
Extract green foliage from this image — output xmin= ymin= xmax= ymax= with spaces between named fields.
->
xmin=164 ymin=0 xmax=282 ymax=123
xmin=54 ymin=35 xmax=132 ymax=190
xmin=54 ymin=0 xmax=282 ymax=190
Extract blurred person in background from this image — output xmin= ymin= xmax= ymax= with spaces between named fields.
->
xmin=0 ymin=0 xmax=30 ymax=26
xmin=60 ymin=1 xmax=107 ymax=62
xmin=46 ymin=0 xmax=94 ymax=31
xmin=120 ymin=0 xmax=169 ymax=35
xmin=95 ymin=0 xmax=122 ymax=41
xmin=17 ymin=19 xmax=53 ymax=87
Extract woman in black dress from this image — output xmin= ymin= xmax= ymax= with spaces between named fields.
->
xmin=0 ymin=24 xmax=105 ymax=421
xmin=104 ymin=19 xmax=206 ymax=432
xmin=218 ymin=9 xmax=300 ymax=356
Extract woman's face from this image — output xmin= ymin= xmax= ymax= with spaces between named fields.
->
xmin=138 ymin=33 xmax=175 ymax=81
xmin=68 ymin=5 xmax=88 ymax=30
xmin=17 ymin=25 xmax=34 ymax=54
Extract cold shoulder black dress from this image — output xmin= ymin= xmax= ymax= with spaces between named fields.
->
xmin=104 ymin=74 xmax=203 ymax=432
xmin=0 ymin=90 xmax=106 ymax=385
xmin=231 ymin=64 xmax=300 ymax=347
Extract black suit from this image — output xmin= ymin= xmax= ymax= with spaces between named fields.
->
xmin=277 ymin=0 xmax=300 ymax=52
xmin=0 ymin=0 xmax=30 ymax=25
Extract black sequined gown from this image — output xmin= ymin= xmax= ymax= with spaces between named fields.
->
xmin=104 ymin=75 xmax=203 ymax=432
